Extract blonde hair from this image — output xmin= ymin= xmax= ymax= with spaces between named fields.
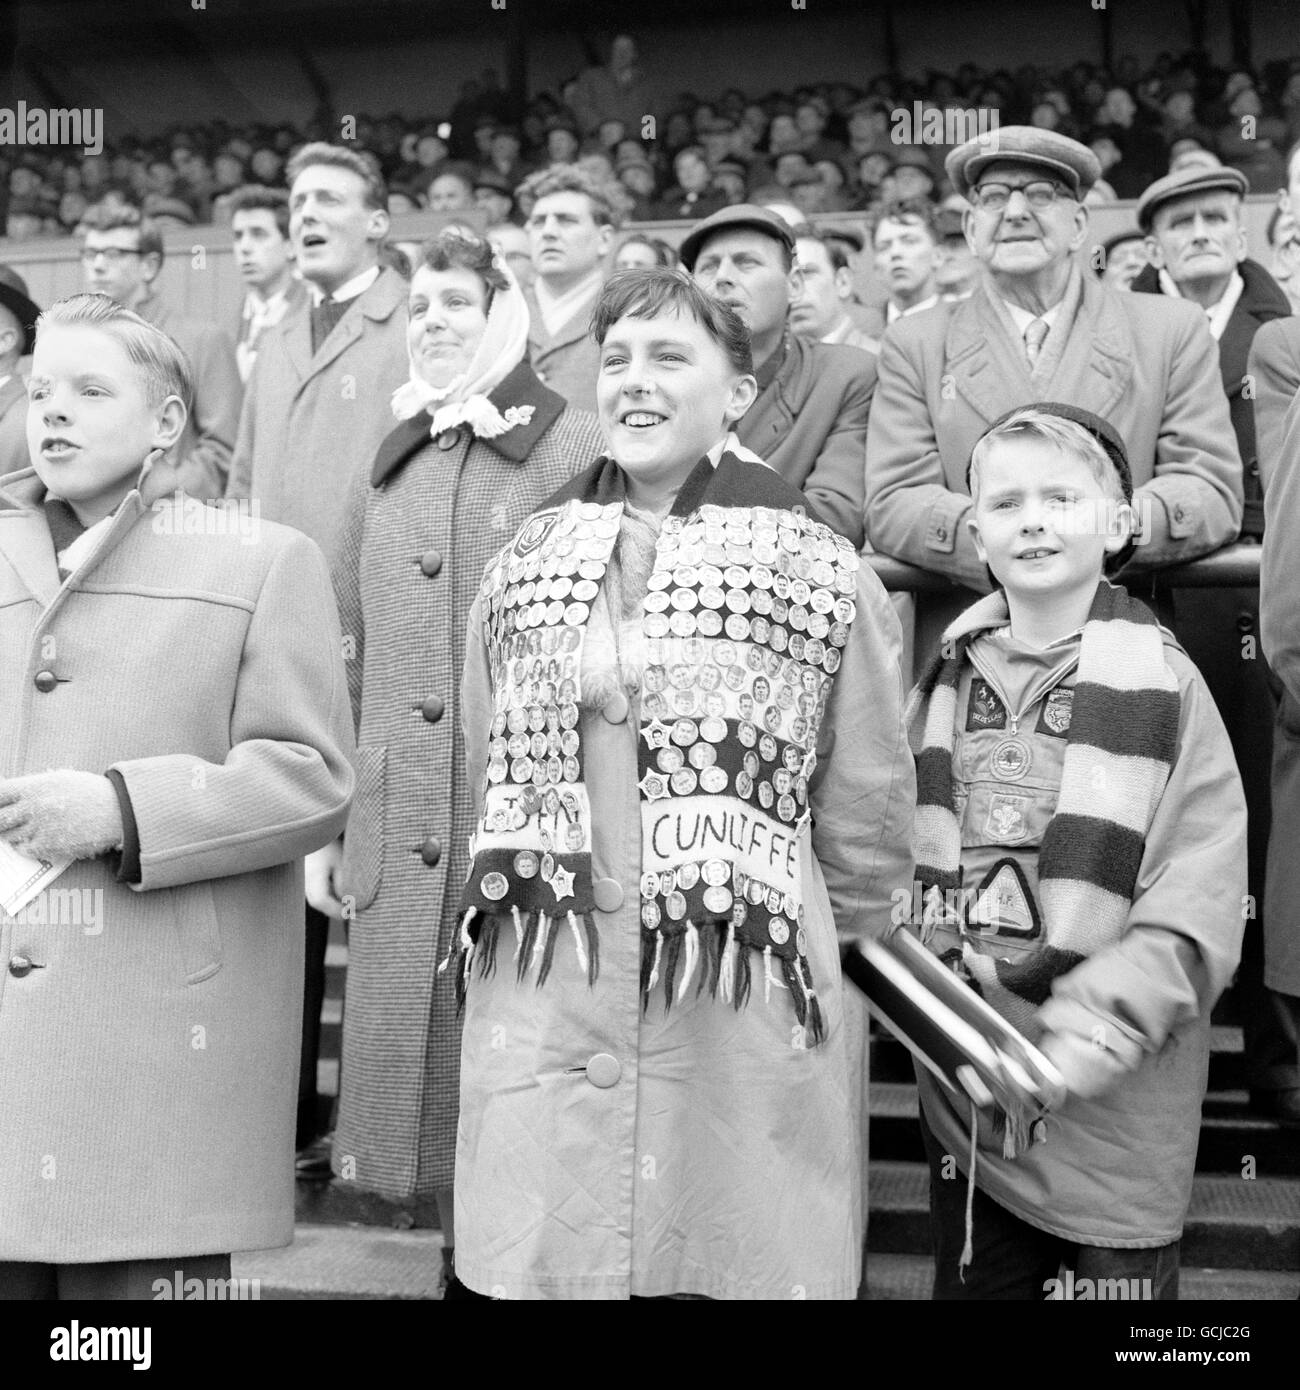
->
xmin=36 ymin=293 xmax=193 ymax=410
xmin=969 ymin=409 xmax=1123 ymax=505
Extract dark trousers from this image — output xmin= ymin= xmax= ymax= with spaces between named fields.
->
xmin=297 ymin=903 xmax=331 ymax=1149
xmin=919 ymin=1109 xmax=1179 ymax=1300
xmin=0 ymin=1252 xmax=231 ymax=1300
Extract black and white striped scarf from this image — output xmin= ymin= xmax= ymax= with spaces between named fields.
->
xmin=909 ymin=580 xmax=1180 ymax=1032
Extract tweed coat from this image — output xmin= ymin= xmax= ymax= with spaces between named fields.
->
xmin=452 ymin=458 xmax=917 ymax=1299
xmin=225 ymin=267 xmax=410 ymax=570
xmin=523 ymin=283 xmax=602 ymax=415
xmin=0 ymin=373 xmax=26 ymax=475
xmin=1261 ymin=389 xmax=1300 ymax=996
xmin=864 ymin=272 xmax=1245 ymax=669
xmin=135 ymin=290 xmax=243 ymax=503
xmin=1250 ymin=315 xmax=1300 ymax=495
xmin=733 ymin=332 xmax=876 ymax=549
xmin=1131 ymin=258 xmax=1291 ymax=535
xmin=0 ymin=473 xmax=355 ymax=1261
xmin=330 ymin=364 xmax=604 ymax=1197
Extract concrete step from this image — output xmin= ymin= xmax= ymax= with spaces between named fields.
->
xmin=234 ymin=1224 xmax=444 ymax=1300
xmin=862 ymin=1252 xmax=1300 ymax=1301
xmin=868 ymin=1082 xmax=1300 ymax=1175
xmin=867 ymin=1161 xmax=1300 ymax=1270
xmin=233 ymin=1225 xmax=1300 ymax=1301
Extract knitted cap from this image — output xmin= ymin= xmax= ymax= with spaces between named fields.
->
xmin=969 ymin=401 xmax=1137 ymax=574
xmin=970 ymin=401 xmax=1133 ymax=503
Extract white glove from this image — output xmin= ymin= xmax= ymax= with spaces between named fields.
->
xmin=0 ymin=770 xmax=124 ymax=862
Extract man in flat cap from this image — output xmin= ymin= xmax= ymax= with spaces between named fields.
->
xmin=682 ymin=202 xmax=876 ymax=545
xmin=1131 ymin=163 xmax=1297 ymax=1127
xmin=0 ymin=265 xmax=39 ymax=474
xmin=865 ymin=125 xmax=1243 ymax=663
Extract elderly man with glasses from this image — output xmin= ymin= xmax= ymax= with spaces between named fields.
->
xmin=865 ymin=126 xmax=1243 ymax=667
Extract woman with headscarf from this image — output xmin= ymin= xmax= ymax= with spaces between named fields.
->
xmin=450 ymin=268 xmax=915 ymax=1299
xmin=312 ymin=228 xmax=604 ymax=1292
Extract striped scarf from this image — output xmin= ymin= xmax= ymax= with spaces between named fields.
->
xmin=909 ymin=580 xmax=1180 ymax=1033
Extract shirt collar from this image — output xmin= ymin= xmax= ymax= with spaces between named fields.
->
xmin=1158 ymin=266 xmax=1244 ymax=341
xmin=533 ymin=267 xmax=604 ymax=335
xmin=1001 ymin=296 xmax=1064 ymax=337
xmin=244 ymin=284 xmax=291 ymax=318
xmin=886 ymin=292 xmax=940 ymax=324
xmin=309 ymin=264 xmax=380 ymax=307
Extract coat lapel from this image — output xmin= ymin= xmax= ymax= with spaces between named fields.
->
xmin=945 ymin=288 xmax=1037 ymax=425
xmin=370 ymin=362 xmax=569 ymax=486
xmin=0 ymin=494 xmax=60 ymax=608
xmin=1052 ymin=275 xmax=1133 ymax=418
xmin=292 ymin=268 xmax=405 ymax=396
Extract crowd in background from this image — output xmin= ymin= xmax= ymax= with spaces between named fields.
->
xmin=5 ymin=42 xmax=1300 ymax=244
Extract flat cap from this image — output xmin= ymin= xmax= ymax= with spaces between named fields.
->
xmin=1135 ymin=163 xmax=1249 ymax=231
xmin=0 ymin=265 xmax=41 ymax=356
xmin=945 ymin=124 xmax=1101 ymax=200
xmin=678 ymin=202 xmax=796 ymax=271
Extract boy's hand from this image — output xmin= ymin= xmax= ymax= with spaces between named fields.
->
xmin=1036 ymin=996 xmax=1145 ymax=1103
xmin=0 ymin=771 xmax=124 ymax=862
xmin=305 ymin=838 xmax=347 ymax=919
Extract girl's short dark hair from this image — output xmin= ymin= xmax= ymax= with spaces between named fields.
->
xmin=589 ymin=267 xmax=753 ymax=376
xmin=418 ymin=227 xmax=510 ymax=304
xmin=616 ymin=233 xmax=678 ymax=268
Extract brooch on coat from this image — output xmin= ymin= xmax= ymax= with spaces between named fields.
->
xmin=500 ymin=405 xmax=535 ymax=431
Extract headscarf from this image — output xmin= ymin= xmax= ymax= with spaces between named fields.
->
xmin=390 ymin=246 xmax=533 ymax=439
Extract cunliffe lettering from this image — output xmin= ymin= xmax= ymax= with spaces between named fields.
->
xmin=647 ymin=800 xmax=799 ymax=890
xmin=49 ymin=1322 xmax=151 ymax=1371
xmin=0 ymin=102 xmax=103 ymax=156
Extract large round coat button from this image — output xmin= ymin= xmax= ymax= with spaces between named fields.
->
xmin=420 ymin=551 xmax=443 ymax=577
xmin=592 ymin=877 xmax=624 ymax=913
xmin=8 ymin=955 xmax=32 ymax=978
xmin=585 ymin=1053 xmax=621 ymax=1088
xmin=420 ymin=837 xmax=443 ymax=866
xmin=436 ymin=429 xmax=459 ymax=451
xmin=33 ymin=670 xmax=57 ymax=693
xmin=421 ymin=695 xmax=445 ymax=723
xmin=602 ymin=692 xmax=629 ymax=724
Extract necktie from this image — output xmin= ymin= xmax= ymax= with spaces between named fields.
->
xmin=310 ymin=296 xmax=350 ymax=354
xmin=1023 ymin=317 xmax=1049 ymax=371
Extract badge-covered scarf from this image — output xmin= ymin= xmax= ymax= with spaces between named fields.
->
xmin=453 ymin=450 xmax=862 ymax=1044
xmin=908 ymin=580 xmax=1180 ymax=1033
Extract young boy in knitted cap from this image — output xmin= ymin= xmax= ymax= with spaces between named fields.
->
xmin=907 ymin=402 xmax=1246 ymax=1300
xmin=0 ymin=293 xmax=354 ymax=1298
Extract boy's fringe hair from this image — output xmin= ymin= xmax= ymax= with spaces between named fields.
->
xmin=969 ymin=408 xmax=1125 ymax=506
xmin=37 ymin=293 xmax=194 ymax=410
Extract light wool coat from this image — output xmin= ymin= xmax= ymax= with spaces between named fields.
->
xmin=225 ymin=267 xmax=410 ymax=569
xmin=865 ymin=274 xmax=1244 ymax=661
xmin=454 ymin=529 xmax=916 ymax=1299
xmin=0 ymin=474 xmax=355 ymax=1262
xmin=331 ymin=366 xmax=605 ymax=1197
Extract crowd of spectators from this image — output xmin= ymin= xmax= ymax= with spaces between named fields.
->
xmin=5 ymin=43 xmax=1300 ymax=246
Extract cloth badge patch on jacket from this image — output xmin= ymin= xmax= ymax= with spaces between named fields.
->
xmin=984 ymin=791 xmax=1032 ymax=845
xmin=965 ymin=857 xmax=1041 ymax=939
xmin=1036 ymin=685 xmax=1074 ymax=737
xmin=966 ymin=677 xmax=1007 ymax=731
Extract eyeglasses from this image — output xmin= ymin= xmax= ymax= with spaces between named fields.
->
xmin=79 ymin=246 xmax=142 ymax=264
xmin=970 ymin=180 xmax=1072 ymax=211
